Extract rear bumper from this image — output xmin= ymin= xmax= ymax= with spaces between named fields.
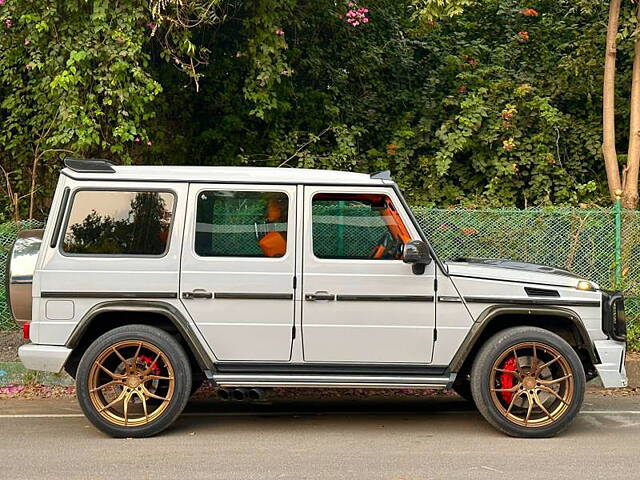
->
xmin=18 ymin=344 xmax=72 ymax=373
xmin=594 ymin=339 xmax=627 ymax=388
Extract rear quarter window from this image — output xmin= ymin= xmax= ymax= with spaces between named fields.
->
xmin=62 ymin=190 xmax=175 ymax=255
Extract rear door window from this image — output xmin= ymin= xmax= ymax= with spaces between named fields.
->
xmin=194 ymin=190 xmax=289 ymax=258
xmin=62 ymin=190 xmax=175 ymax=255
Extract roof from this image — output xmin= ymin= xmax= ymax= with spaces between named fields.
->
xmin=61 ymin=162 xmax=391 ymax=186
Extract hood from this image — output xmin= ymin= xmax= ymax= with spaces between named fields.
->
xmin=445 ymin=257 xmax=590 ymax=289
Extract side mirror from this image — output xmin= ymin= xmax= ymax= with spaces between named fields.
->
xmin=403 ymin=240 xmax=431 ymax=274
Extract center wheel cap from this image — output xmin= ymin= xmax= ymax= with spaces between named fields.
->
xmin=523 ymin=376 xmax=536 ymax=390
xmin=126 ymin=376 xmax=141 ymax=388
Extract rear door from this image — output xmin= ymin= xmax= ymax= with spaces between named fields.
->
xmin=180 ymin=184 xmax=297 ymax=361
xmin=301 ymin=186 xmax=436 ymax=364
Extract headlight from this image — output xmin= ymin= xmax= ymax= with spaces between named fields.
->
xmin=576 ymin=280 xmax=596 ymax=291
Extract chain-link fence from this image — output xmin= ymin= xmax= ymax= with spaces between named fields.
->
xmin=1 ymin=208 xmax=639 ymax=349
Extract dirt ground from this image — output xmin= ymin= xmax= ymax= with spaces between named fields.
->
xmin=0 ymin=330 xmax=25 ymax=362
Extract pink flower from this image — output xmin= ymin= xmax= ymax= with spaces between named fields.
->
xmin=146 ymin=140 xmax=152 ymax=146
xmin=146 ymin=22 xmax=156 ymax=29
xmin=4 ymin=18 xmax=12 ymax=28
xmin=345 ymin=6 xmax=369 ymax=27
xmin=0 ymin=0 xmax=5 ymax=5
xmin=275 ymin=28 xmax=284 ymax=36
xmin=134 ymin=137 xmax=140 ymax=142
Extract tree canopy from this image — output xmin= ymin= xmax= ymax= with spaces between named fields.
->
xmin=0 ymin=0 xmax=637 ymax=221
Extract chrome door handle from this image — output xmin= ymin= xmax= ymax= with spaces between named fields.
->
xmin=182 ymin=289 xmax=213 ymax=299
xmin=305 ymin=292 xmax=335 ymax=301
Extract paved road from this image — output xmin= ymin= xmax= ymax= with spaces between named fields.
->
xmin=1 ymin=392 xmax=639 ymax=480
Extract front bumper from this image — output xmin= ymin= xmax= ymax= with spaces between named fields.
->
xmin=594 ymin=339 xmax=627 ymax=388
xmin=18 ymin=344 xmax=72 ymax=373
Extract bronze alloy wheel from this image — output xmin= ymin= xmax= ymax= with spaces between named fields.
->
xmin=87 ymin=340 xmax=175 ymax=427
xmin=489 ymin=341 xmax=574 ymax=428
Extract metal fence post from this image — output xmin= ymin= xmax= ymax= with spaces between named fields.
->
xmin=614 ymin=190 xmax=623 ymax=289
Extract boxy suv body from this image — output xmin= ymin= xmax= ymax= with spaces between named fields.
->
xmin=7 ymin=159 xmax=627 ymax=437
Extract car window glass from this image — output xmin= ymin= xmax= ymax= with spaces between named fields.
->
xmin=312 ymin=193 xmax=410 ymax=260
xmin=195 ymin=190 xmax=288 ymax=258
xmin=63 ymin=190 xmax=175 ymax=255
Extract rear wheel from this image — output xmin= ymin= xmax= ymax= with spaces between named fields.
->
xmin=470 ymin=326 xmax=585 ymax=438
xmin=76 ymin=325 xmax=192 ymax=438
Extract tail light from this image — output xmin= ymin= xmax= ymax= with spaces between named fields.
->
xmin=22 ymin=322 xmax=30 ymax=340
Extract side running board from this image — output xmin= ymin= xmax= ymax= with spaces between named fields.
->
xmin=207 ymin=373 xmax=456 ymax=389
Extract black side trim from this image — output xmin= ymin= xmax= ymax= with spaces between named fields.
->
xmin=448 ymin=305 xmax=599 ymax=372
xmin=463 ymin=296 xmax=599 ymax=307
xmin=64 ymin=157 xmax=115 ymax=173
xmin=214 ymin=362 xmax=448 ymax=376
xmin=50 ymin=187 xmax=70 ymax=248
xmin=336 ymin=294 xmax=434 ymax=302
xmin=66 ymin=300 xmax=213 ymax=370
xmin=42 ymin=291 xmax=177 ymax=299
xmin=214 ymin=292 xmax=293 ymax=300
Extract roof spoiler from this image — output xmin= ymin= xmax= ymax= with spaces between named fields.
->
xmin=64 ymin=158 xmax=115 ymax=173
xmin=370 ymin=170 xmax=392 ymax=180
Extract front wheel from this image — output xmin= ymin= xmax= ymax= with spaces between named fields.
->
xmin=76 ymin=324 xmax=192 ymax=438
xmin=470 ymin=326 xmax=585 ymax=438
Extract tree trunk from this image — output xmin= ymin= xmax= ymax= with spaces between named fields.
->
xmin=603 ymin=0 xmax=622 ymax=202
xmin=624 ymin=4 xmax=640 ymax=209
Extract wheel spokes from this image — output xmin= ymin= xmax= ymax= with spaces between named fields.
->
xmin=491 ymin=342 xmax=575 ymax=428
xmin=98 ymin=388 xmax=127 ymax=413
xmin=89 ymin=340 xmax=175 ymax=427
xmin=538 ymin=373 xmax=572 ymax=385
xmin=90 ymin=379 xmax=123 ymax=394
xmin=538 ymin=385 xmax=569 ymax=406
xmin=524 ymin=392 xmax=534 ymax=426
xmin=532 ymin=390 xmax=555 ymax=421
xmin=140 ymin=384 xmax=170 ymax=402
xmin=536 ymin=355 xmax=562 ymax=375
xmin=96 ymin=362 xmax=125 ymax=379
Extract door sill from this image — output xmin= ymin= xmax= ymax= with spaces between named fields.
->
xmin=208 ymin=372 xmax=456 ymax=389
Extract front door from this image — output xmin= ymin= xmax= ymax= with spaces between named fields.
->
xmin=180 ymin=184 xmax=296 ymax=361
xmin=301 ymin=186 xmax=436 ymax=364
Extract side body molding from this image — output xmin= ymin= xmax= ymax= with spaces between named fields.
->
xmin=448 ymin=305 xmax=599 ymax=373
xmin=65 ymin=300 xmax=214 ymax=370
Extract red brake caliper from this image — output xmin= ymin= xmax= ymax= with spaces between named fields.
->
xmin=138 ymin=354 xmax=161 ymax=375
xmin=499 ymin=356 xmax=517 ymax=403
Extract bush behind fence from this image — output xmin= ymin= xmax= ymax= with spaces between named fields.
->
xmin=1 ymin=208 xmax=638 ymax=350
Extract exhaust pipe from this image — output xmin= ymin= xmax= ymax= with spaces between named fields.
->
xmin=217 ymin=388 xmax=232 ymax=400
xmin=232 ymin=388 xmax=249 ymax=401
xmin=247 ymin=388 xmax=265 ymax=401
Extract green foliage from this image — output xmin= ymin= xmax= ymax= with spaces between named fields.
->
xmin=0 ymin=0 xmax=636 ymax=221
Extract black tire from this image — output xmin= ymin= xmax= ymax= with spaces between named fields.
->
xmin=76 ymin=324 xmax=192 ymax=438
xmin=470 ymin=326 xmax=585 ymax=438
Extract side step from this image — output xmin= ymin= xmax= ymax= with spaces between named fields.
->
xmin=208 ymin=373 xmax=456 ymax=389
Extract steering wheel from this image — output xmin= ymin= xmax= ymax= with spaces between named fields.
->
xmin=369 ymin=231 xmax=394 ymax=259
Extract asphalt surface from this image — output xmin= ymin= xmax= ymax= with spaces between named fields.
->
xmin=1 ymin=391 xmax=639 ymax=480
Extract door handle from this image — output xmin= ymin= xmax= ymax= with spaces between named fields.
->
xmin=182 ymin=289 xmax=213 ymax=299
xmin=305 ymin=292 xmax=336 ymax=301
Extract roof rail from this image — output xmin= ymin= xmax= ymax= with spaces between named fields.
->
xmin=370 ymin=170 xmax=392 ymax=180
xmin=64 ymin=158 xmax=115 ymax=173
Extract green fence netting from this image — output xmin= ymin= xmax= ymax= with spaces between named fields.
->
xmin=1 ymin=208 xmax=639 ymax=349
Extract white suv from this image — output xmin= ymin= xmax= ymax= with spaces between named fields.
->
xmin=7 ymin=158 xmax=627 ymax=438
